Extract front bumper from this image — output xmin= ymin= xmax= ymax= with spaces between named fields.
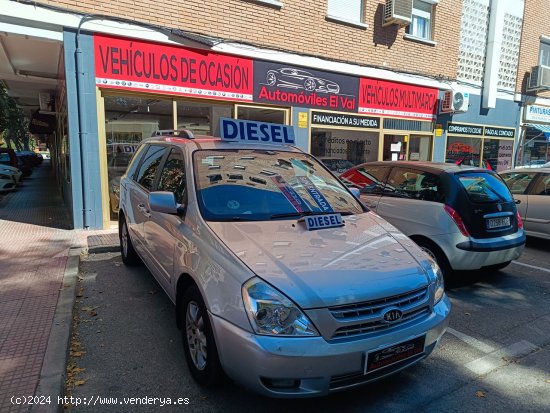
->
xmin=210 ymin=295 xmax=451 ymax=398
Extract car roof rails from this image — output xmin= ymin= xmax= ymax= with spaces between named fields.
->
xmin=152 ymin=129 xmax=195 ymax=140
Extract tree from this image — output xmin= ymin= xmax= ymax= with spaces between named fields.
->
xmin=0 ymin=83 xmax=33 ymax=151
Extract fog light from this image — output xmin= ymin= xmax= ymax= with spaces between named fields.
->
xmin=261 ymin=378 xmax=300 ymax=390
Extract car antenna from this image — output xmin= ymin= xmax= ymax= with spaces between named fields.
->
xmin=455 ymin=157 xmax=465 ymax=167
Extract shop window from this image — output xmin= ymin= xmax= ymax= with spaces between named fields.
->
xmin=327 ymin=0 xmax=365 ymax=26
xmin=445 ymin=136 xmax=482 ymax=166
xmin=311 ymin=129 xmax=379 ymax=174
xmin=236 ymin=105 xmax=288 ymax=124
xmin=406 ymin=0 xmax=435 ymax=41
xmin=408 ymin=135 xmax=432 ymax=161
xmin=177 ymin=101 xmax=232 ymax=137
xmin=539 ymin=38 xmax=550 ymax=67
xmin=482 ymin=139 xmax=513 ymax=172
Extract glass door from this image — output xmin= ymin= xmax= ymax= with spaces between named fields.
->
xmin=383 ymin=134 xmax=407 ymax=161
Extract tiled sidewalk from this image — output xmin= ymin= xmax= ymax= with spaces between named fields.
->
xmin=0 ymin=162 xmax=117 ymax=412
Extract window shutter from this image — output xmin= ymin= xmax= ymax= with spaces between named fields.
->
xmin=327 ymin=0 xmax=363 ymax=23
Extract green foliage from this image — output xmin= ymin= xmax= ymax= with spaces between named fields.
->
xmin=0 ymin=83 xmax=33 ymax=150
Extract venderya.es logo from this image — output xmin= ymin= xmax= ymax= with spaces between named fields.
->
xmin=253 ymin=61 xmax=359 ymax=112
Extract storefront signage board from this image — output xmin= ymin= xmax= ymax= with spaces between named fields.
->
xmin=447 ymin=123 xmax=483 ymax=136
xmin=484 ymin=127 xmax=515 ymax=138
xmin=525 ymin=105 xmax=550 ymax=123
xmin=94 ymin=35 xmax=254 ymax=102
xmin=253 ymin=62 xmax=359 ymax=112
xmin=358 ymin=78 xmax=438 ymax=120
xmin=310 ymin=111 xmax=379 ymax=129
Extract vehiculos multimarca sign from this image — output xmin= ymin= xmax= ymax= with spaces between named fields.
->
xmin=359 ymin=78 xmax=438 ymax=120
xmin=94 ymin=34 xmax=253 ymax=101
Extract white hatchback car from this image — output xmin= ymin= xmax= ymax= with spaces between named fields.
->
xmin=118 ymin=124 xmax=450 ymax=397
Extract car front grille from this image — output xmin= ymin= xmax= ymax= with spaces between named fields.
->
xmin=328 ymin=287 xmax=430 ymax=339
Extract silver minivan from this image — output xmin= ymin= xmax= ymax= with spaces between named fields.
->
xmin=118 ymin=134 xmax=450 ymax=397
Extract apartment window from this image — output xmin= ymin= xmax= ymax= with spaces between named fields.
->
xmin=407 ymin=0 xmax=434 ymax=40
xmin=540 ymin=39 xmax=550 ymax=67
xmin=327 ymin=0 xmax=365 ymax=25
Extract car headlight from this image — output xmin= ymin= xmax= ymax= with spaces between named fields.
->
xmin=242 ymin=277 xmax=319 ymax=337
xmin=427 ymin=258 xmax=445 ymax=304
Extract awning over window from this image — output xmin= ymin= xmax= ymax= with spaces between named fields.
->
xmin=525 ymin=123 xmax=550 ymax=141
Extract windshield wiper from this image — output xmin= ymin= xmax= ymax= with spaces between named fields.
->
xmin=270 ymin=211 xmax=355 ymax=219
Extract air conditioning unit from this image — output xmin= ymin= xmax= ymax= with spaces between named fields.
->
xmin=383 ymin=0 xmax=413 ymax=27
xmin=527 ymin=65 xmax=550 ymax=91
xmin=440 ymin=90 xmax=470 ymax=114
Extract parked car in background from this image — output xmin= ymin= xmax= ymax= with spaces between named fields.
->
xmin=118 ymin=131 xmax=450 ymax=397
xmin=1 ymin=164 xmax=23 ymax=185
xmin=38 ymin=150 xmax=51 ymax=160
xmin=1 ymin=148 xmax=31 ymax=177
xmin=16 ymin=151 xmax=42 ymax=167
xmin=0 ymin=171 xmax=16 ymax=192
xmin=340 ymin=161 xmax=525 ymax=277
xmin=500 ymin=167 xmax=550 ymax=240
xmin=515 ymin=160 xmax=549 ymax=168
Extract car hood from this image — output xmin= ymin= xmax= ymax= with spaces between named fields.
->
xmin=1 ymin=165 xmax=21 ymax=174
xmin=207 ymin=213 xmax=431 ymax=309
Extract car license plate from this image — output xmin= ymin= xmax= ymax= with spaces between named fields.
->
xmin=486 ymin=216 xmax=510 ymax=229
xmin=365 ymin=336 xmax=425 ymax=374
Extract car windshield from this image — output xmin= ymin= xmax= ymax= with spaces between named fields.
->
xmin=457 ymin=172 xmax=513 ymax=203
xmin=193 ymin=149 xmax=364 ymax=221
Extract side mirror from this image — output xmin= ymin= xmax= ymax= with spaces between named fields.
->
xmin=149 ymin=191 xmax=179 ymax=215
xmin=350 ymin=187 xmax=361 ymax=198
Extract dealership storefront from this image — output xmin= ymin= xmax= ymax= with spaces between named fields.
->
xmin=85 ymin=33 xmax=443 ymax=228
xmin=517 ymin=104 xmax=550 ymax=167
xmin=445 ymin=122 xmax=515 ymax=171
xmin=21 ymin=23 xmax=445 ymax=230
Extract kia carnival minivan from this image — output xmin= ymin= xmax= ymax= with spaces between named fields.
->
xmin=118 ymin=132 xmax=450 ymax=397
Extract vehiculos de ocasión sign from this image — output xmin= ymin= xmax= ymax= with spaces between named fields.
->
xmin=359 ymin=78 xmax=438 ymax=120
xmin=93 ymin=34 xmax=253 ymax=102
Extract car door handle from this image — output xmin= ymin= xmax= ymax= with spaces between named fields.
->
xmin=137 ymin=204 xmax=151 ymax=218
xmin=514 ymin=198 xmax=521 ymax=205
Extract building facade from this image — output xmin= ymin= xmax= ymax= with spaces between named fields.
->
xmin=514 ymin=0 xmax=550 ymax=167
xmin=1 ymin=0 xmax=538 ymax=229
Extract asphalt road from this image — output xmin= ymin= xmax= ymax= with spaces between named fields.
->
xmin=67 ymin=238 xmax=550 ymax=413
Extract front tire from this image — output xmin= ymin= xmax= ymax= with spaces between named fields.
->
xmin=181 ymin=285 xmax=224 ymax=387
xmin=119 ymin=217 xmax=139 ymax=266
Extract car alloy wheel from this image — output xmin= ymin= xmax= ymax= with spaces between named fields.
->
xmin=119 ymin=217 xmax=139 ymax=266
xmin=181 ymin=285 xmax=225 ymax=386
xmin=186 ymin=301 xmax=208 ymax=371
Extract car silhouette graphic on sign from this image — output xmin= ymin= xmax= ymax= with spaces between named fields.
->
xmin=266 ymin=68 xmax=341 ymax=94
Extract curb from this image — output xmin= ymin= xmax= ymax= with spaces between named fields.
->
xmin=31 ymin=247 xmax=81 ymax=413
xmin=87 ymin=245 xmax=120 ymax=254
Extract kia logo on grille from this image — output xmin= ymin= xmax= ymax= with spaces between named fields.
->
xmin=382 ymin=308 xmax=403 ymax=323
